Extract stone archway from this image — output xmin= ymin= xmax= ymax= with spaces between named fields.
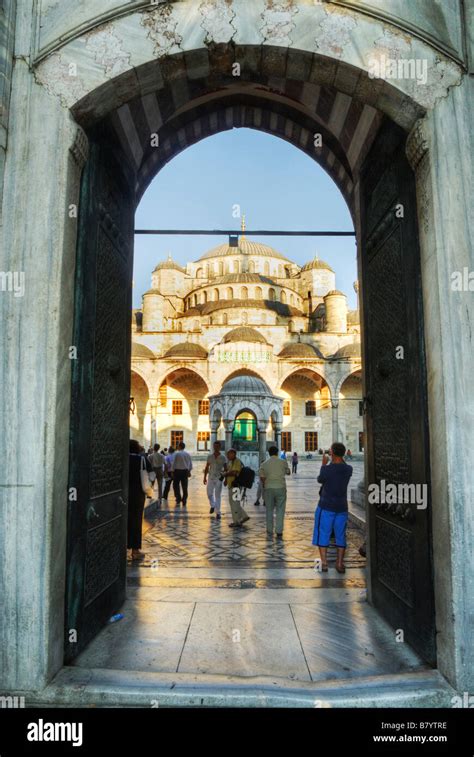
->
xmin=2 ymin=0 xmax=472 ymax=696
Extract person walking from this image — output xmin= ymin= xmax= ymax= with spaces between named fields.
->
xmin=259 ymin=446 xmax=290 ymax=539
xmin=162 ymin=446 xmax=175 ymax=504
xmin=128 ymin=439 xmax=147 ymax=561
xmin=312 ymin=442 xmax=353 ymax=573
xmin=291 ymin=451 xmax=298 ymax=474
xmin=148 ymin=443 xmax=165 ymax=503
xmin=203 ymin=440 xmax=227 ymax=520
xmin=223 ymin=448 xmax=250 ymax=528
xmin=171 ymin=441 xmax=193 ymax=506
xmin=254 ymin=476 xmax=264 ymax=506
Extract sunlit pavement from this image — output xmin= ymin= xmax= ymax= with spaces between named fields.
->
xmin=72 ymin=460 xmax=426 ymax=683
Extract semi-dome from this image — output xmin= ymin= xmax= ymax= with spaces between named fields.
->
xmin=197 ymin=238 xmax=291 ymax=262
xmin=153 ymin=254 xmax=185 ymax=273
xmin=132 ymin=342 xmax=156 ymax=359
xmin=278 ymin=342 xmax=323 ymax=359
xmin=222 ymin=327 xmax=268 ymax=344
xmin=301 ymin=256 xmax=334 ymax=273
xmin=163 ymin=342 xmax=208 ymax=359
xmin=220 ymin=375 xmax=271 ymax=395
xmin=332 ymin=342 xmax=361 ymax=359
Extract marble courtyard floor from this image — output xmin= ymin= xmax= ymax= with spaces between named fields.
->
xmin=72 ymin=460 xmax=426 ymax=684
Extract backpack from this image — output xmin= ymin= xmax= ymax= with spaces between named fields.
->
xmin=233 ymin=466 xmax=255 ymax=489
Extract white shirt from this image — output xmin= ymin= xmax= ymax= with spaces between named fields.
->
xmin=172 ymin=450 xmax=193 ymax=472
xmin=206 ymin=453 xmax=227 ymax=480
xmin=258 ymin=456 xmax=290 ymax=489
xmin=149 ymin=451 xmax=165 ymax=468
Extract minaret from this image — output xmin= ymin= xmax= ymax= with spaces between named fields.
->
xmin=240 ymin=214 xmax=246 ymax=241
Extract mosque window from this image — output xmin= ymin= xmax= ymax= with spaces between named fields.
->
xmin=203 ymin=291 xmax=208 ymax=303
xmin=280 ymin=290 xmax=287 ymax=304
xmin=249 ymin=260 xmax=255 ymax=273
xmin=268 ymin=288 xmax=276 ymax=301
xmin=255 ymin=286 xmax=263 ymax=299
xmin=196 ymin=268 xmax=203 ymax=278
xmin=283 ymin=400 xmax=291 ymax=416
xmin=305 ymin=432 xmax=318 ymax=451
xmin=233 ymin=260 xmax=239 ymax=273
xmin=241 ymin=286 xmax=248 ymax=299
xmin=170 ymin=430 xmax=183 ymax=447
xmin=214 ymin=288 xmax=219 ymax=301
xmin=281 ymin=432 xmax=292 ymax=452
xmin=172 ymin=400 xmax=183 ymax=415
xmin=264 ymin=261 xmax=270 ymax=275
xmin=305 ymin=400 xmax=316 ymax=416
xmin=226 ymin=287 xmax=233 ymax=299
xmin=359 ymin=432 xmax=364 ymax=451
xmin=219 ymin=261 xmax=224 ymax=275
xmin=193 ymin=294 xmax=198 ymax=306
xmin=197 ymin=431 xmax=210 ymax=451
xmin=222 ymin=313 xmax=228 ymax=325
xmin=198 ymin=400 xmax=209 ymax=415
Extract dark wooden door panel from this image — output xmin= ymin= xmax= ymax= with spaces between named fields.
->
xmin=65 ymin=135 xmax=134 ymax=662
xmin=360 ymin=121 xmax=436 ymax=664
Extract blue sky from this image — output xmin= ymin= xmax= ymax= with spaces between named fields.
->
xmin=133 ymin=128 xmax=357 ymax=309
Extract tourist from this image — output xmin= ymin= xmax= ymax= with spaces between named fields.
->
xmin=162 ymin=446 xmax=175 ymax=504
xmin=254 ymin=476 xmax=264 ymax=506
xmin=291 ymin=451 xmax=298 ymax=474
xmin=128 ymin=439 xmax=147 ymax=561
xmin=312 ymin=442 xmax=353 ymax=573
xmin=148 ymin=443 xmax=165 ymax=503
xmin=223 ymin=448 xmax=250 ymax=527
xmin=203 ymin=440 xmax=227 ymax=520
xmin=346 ymin=448 xmax=353 ymax=460
xmin=259 ymin=446 xmax=290 ymax=539
xmin=171 ymin=441 xmax=193 ymax=507
xmin=280 ymin=449 xmax=287 ymax=460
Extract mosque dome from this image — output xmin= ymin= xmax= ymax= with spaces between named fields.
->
xmin=153 ymin=254 xmax=185 ymax=273
xmin=163 ymin=342 xmax=208 ymax=359
xmin=278 ymin=342 xmax=324 ymax=359
xmin=220 ymin=375 xmax=271 ymax=395
xmin=197 ymin=238 xmax=291 ymax=262
xmin=132 ymin=342 xmax=156 ymax=359
xmin=332 ymin=342 xmax=361 ymax=359
xmin=301 ymin=256 xmax=334 ymax=273
xmin=222 ymin=327 xmax=268 ymax=344
xmin=325 ymin=289 xmax=346 ymax=297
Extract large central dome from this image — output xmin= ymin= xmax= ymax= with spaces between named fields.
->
xmin=197 ymin=238 xmax=291 ymax=262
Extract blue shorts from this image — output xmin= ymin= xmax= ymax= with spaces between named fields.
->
xmin=312 ymin=506 xmax=348 ymax=548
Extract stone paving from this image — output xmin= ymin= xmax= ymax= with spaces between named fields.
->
xmin=72 ymin=459 xmax=425 ymax=683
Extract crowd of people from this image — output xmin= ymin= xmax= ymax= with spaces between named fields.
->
xmin=127 ymin=439 xmax=353 ymax=574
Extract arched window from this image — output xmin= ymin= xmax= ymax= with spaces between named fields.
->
xmin=248 ymin=260 xmax=255 ymax=273
xmin=203 ymin=290 xmax=208 ymax=303
xmin=193 ymin=294 xmax=198 ymax=306
xmin=177 ymin=321 xmax=183 ymax=332
xmin=214 ymin=288 xmax=219 ymax=301
xmin=288 ymin=320 xmax=294 ymax=332
xmin=226 ymin=287 xmax=234 ymax=299
xmin=290 ymin=293 xmax=295 ymax=306
xmin=219 ymin=261 xmax=224 ymax=276
xmin=280 ymin=290 xmax=287 ymax=304
xmin=255 ymin=286 xmax=263 ymax=300
xmin=222 ymin=313 xmax=228 ymax=325
xmin=264 ymin=261 xmax=270 ymax=276
xmin=233 ymin=260 xmax=239 ymax=273
xmin=241 ymin=286 xmax=248 ymax=300
xmin=268 ymin=287 xmax=276 ymax=301
xmin=193 ymin=319 xmax=200 ymax=331
xmin=196 ymin=267 xmax=203 ymax=278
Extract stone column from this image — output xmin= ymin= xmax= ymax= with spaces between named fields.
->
xmin=224 ymin=420 xmax=234 ymax=451
xmin=331 ymin=399 xmax=339 ymax=442
xmin=210 ymin=420 xmax=219 ymax=447
xmin=149 ymin=398 xmax=157 ymax=446
xmin=273 ymin=421 xmax=282 ymax=451
xmin=258 ymin=426 xmax=267 ymax=464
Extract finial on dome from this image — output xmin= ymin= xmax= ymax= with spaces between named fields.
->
xmin=241 ymin=214 xmax=246 ymax=240
xmin=167 ymin=252 xmax=172 ymax=261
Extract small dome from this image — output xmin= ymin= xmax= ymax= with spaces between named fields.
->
xmin=278 ymin=342 xmax=323 ymax=359
xmin=332 ymin=342 xmax=361 ymax=359
xmin=132 ymin=342 xmax=156 ymax=359
xmin=324 ymin=289 xmax=346 ymax=297
xmin=301 ymin=257 xmax=334 ymax=273
xmin=153 ymin=254 xmax=185 ymax=273
xmin=220 ymin=375 xmax=271 ymax=395
xmin=163 ymin=342 xmax=208 ymax=359
xmin=222 ymin=327 xmax=267 ymax=345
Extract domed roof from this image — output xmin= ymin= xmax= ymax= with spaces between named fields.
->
xmin=324 ymin=289 xmax=346 ymax=297
xmin=332 ymin=342 xmax=361 ymax=359
xmin=153 ymin=254 xmax=185 ymax=273
xmin=278 ymin=342 xmax=324 ymax=359
xmin=163 ymin=342 xmax=208 ymax=359
xmin=220 ymin=375 xmax=271 ymax=396
xmin=301 ymin=256 xmax=334 ymax=273
xmin=212 ymin=273 xmax=277 ymax=286
xmin=222 ymin=327 xmax=268 ymax=345
xmin=132 ymin=342 xmax=156 ymax=359
xmin=197 ymin=238 xmax=291 ymax=263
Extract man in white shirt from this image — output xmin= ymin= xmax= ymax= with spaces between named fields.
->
xmin=148 ymin=444 xmax=165 ymax=503
xmin=203 ymin=441 xmax=227 ymax=519
xmin=259 ymin=446 xmax=290 ymax=539
xmin=171 ymin=442 xmax=193 ymax=507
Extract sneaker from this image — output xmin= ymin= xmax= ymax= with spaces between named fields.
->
xmin=216 ymin=513 xmax=221 ymax=520
xmin=209 ymin=507 xmax=215 ymax=514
